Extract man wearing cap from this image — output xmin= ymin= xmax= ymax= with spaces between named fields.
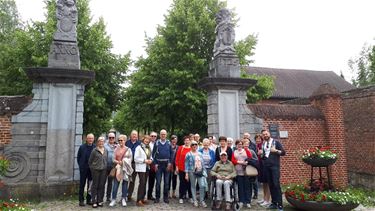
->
xmin=210 ymin=151 xmax=237 ymax=210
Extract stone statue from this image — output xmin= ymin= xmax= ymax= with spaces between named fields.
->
xmin=54 ymin=0 xmax=78 ymax=41
xmin=213 ymin=8 xmax=236 ymax=56
xmin=48 ymin=0 xmax=80 ymax=69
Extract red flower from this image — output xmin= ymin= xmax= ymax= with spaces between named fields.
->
xmin=321 ymin=194 xmax=327 ymax=201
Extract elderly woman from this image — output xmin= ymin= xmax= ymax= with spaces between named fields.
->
xmin=109 ymin=134 xmax=133 ymax=207
xmin=88 ymin=136 xmax=108 ymax=208
xmin=211 ymin=151 xmax=236 ymax=210
xmin=185 ymin=141 xmax=207 ymax=208
xmin=134 ymin=135 xmax=153 ymax=206
xmin=175 ymin=136 xmax=192 ymax=204
xmin=198 ymin=138 xmax=215 ymax=196
xmin=215 ymin=136 xmax=233 ymax=161
xmin=232 ymin=139 xmax=253 ymax=208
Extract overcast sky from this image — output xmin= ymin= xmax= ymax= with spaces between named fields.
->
xmin=15 ymin=0 xmax=375 ymax=81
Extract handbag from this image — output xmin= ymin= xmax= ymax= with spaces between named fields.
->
xmin=194 ymin=168 xmax=204 ymax=177
xmin=109 ymin=166 xmax=117 ymax=177
xmin=245 ymin=165 xmax=258 ymax=176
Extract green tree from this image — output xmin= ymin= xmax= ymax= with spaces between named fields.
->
xmin=349 ymin=43 xmax=375 ymax=87
xmin=114 ymin=0 xmax=272 ymax=135
xmin=235 ymin=34 xmax=274 ymax=103
xmin=0 ymin=0 xmax=131 ymax=136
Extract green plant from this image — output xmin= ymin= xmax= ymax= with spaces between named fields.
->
xmin=302 ymin=146 xmax=337 ymax=160
xmin=0 ymin=156 xmax=9 ymax=177
xmin=285 ymin=183 xmax=375 ymax=206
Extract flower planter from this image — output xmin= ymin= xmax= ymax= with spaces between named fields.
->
xmin=286 ymin=195 xmax=359 ymax=211
xmin=302 ymin=157 xmax=337 ymax=167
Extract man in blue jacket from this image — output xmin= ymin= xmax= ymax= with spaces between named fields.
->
xmin=261 ymin=130 xmax=286 ymax=211
xmin=152 ymin=129 xmax=173 ymax=204
xmin=77 ymin=133 xmax=95 ymax=206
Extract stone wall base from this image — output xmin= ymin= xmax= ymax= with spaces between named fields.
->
xmin=348 ymin=171 xmax=375 ymax=190
xmin=1 ymin=181 xmax=79 ymax=201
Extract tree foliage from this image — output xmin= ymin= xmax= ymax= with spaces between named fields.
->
xmin=349 ymin=43 xmax=375 ymax=87
xmin=0 ymin=0 xmax=131 ymax=136
xmin=114 ymin=0 xmax=272 ymax=136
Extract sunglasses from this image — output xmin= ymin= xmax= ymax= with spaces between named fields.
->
xmin=109 ymin=137 xmax=115 ymax=139
xmin=191 ymin=144 xmax=198 ymax=146
xmin=150 ymin=135 xmax=157 ymax=137
xmin=118 ymin=139 xmax=124 ymax=142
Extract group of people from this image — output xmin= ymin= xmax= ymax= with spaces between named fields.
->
xmin=77 ymin=129 xmax=285 ymax=211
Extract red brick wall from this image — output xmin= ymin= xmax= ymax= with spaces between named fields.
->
xmin=310 ymin=96 xmax=348 ymax=187
xmin=343 ymin=87 xmax=375 ymax=176
xmin=263 ymin=119 xmax=328 ymax=184
xmin=0 ymin=115 xmax=12 ymax=145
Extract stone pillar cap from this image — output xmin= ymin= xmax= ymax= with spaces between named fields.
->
xmin=26 ymin=67 xmax=95 ymax=85
xmin=310 ymin=83 xmax=341 ymax=100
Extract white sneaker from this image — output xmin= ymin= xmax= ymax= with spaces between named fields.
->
xmin=246 ymin=203 xmax=251 ymax=208
xmin=179 ymin=199 xmax=183 ymax=204
xmin=189 ymin=198 xmax=194 ymax=204
xmin=109 ymin=200 xmax=116 ymax=207
xmin=201 ymin=201 xmax=207 ymax=208
xmin=257 ymin=199 xmax=264 ymax=204
xmin=261 ymin=201 xmax=271 ymax=207
xmin=239 ymin=202 xmax=243 ymax=209
xmin=193 ymin=201 xmax=198 ymax=207
xmin=122 ymin=198 xmax=127 ymax=207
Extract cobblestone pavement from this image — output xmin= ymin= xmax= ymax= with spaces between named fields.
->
xmin=31 ymin=177 xmax=288 ymax=211
xmin=32 ymin=197 xmax=288 ymax=211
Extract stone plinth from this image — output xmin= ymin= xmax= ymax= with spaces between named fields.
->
xmin=199 ymin=77 xmax=262 ymax=139
xmin=2 ymin=67 xmax=94 ymax=200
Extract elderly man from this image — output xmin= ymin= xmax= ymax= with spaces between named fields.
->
xmin=261 ymin=130 xmax=285 ymax=211
xmin=77 ymin=133 xmax=95 ymax=206
xmin=210 ymin=151 xmax=236 ymax=210
xmin=104 ymin=132 xmax=117 ymax=202
xmin=125 ymin=130 xmax=141 ymax=201
xmin=152 ymin=129 xmax=173 ymax=203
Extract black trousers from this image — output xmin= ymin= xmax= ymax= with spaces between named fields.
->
xmin=147 ymin=168 xmax=156 ymax=199
xmin=105 ymin=167 xmax=114 ymax=200
xmin=178 ymin=171 xmax=192 ymax=199
xmin=91 ymin=168 xmax=107 ymax=204
xmin=137 ymin=171 xmax=149 ymax=201
xmin=79 ymin=168 xmax=92 ymax=203
xmin=170 ymin=170 xmax=178 ymax=191
xmin=265 ymin=165 xmax=283 ymax=209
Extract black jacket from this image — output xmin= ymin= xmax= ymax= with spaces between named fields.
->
xmin=77 ymin=143 xmax=95 ymax=169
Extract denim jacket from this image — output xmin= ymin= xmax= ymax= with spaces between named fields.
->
xmin=184 ymin=151 xmax=207 ymax=177
xmin=198 ymin=148 xmax=216 ymax=169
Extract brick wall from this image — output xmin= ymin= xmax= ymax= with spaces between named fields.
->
xmin=0 ymin=96 xmax=31 ymax=146
xmin=263 ymin=119 xmax=327 ymax=184
xmin=342 ymin=86 xmax=375 ymax=189
xmin=250 ymin=84 xmax=349 ymax=187
xmin=0 ymin=115 xmax=12 ymax=145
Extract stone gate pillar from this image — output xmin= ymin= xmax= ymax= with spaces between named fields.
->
xmin=2 ymin=0 xmax=94 ymax=200
xmin=199 ymin=8 xmax=262 ymax=139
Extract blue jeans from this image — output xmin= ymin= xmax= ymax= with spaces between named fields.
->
xmin=112 ymin=179 xmax=128 ymax=200
xmin=188 ymin=172 xmax=206 ymax=202
xmin=237 ymin=175 xmax=250 ymax=204
xmin=155 ymin=162 xmax=170 ymax=199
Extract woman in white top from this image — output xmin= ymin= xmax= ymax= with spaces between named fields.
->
xmin=134 ymin=135 xmax=153 ymax=206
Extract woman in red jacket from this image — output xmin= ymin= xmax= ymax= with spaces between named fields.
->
xmin=175 ymin=136 xmax=192 ymax=204
xmin=232 ymin=139 xmax=252 ymax=209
